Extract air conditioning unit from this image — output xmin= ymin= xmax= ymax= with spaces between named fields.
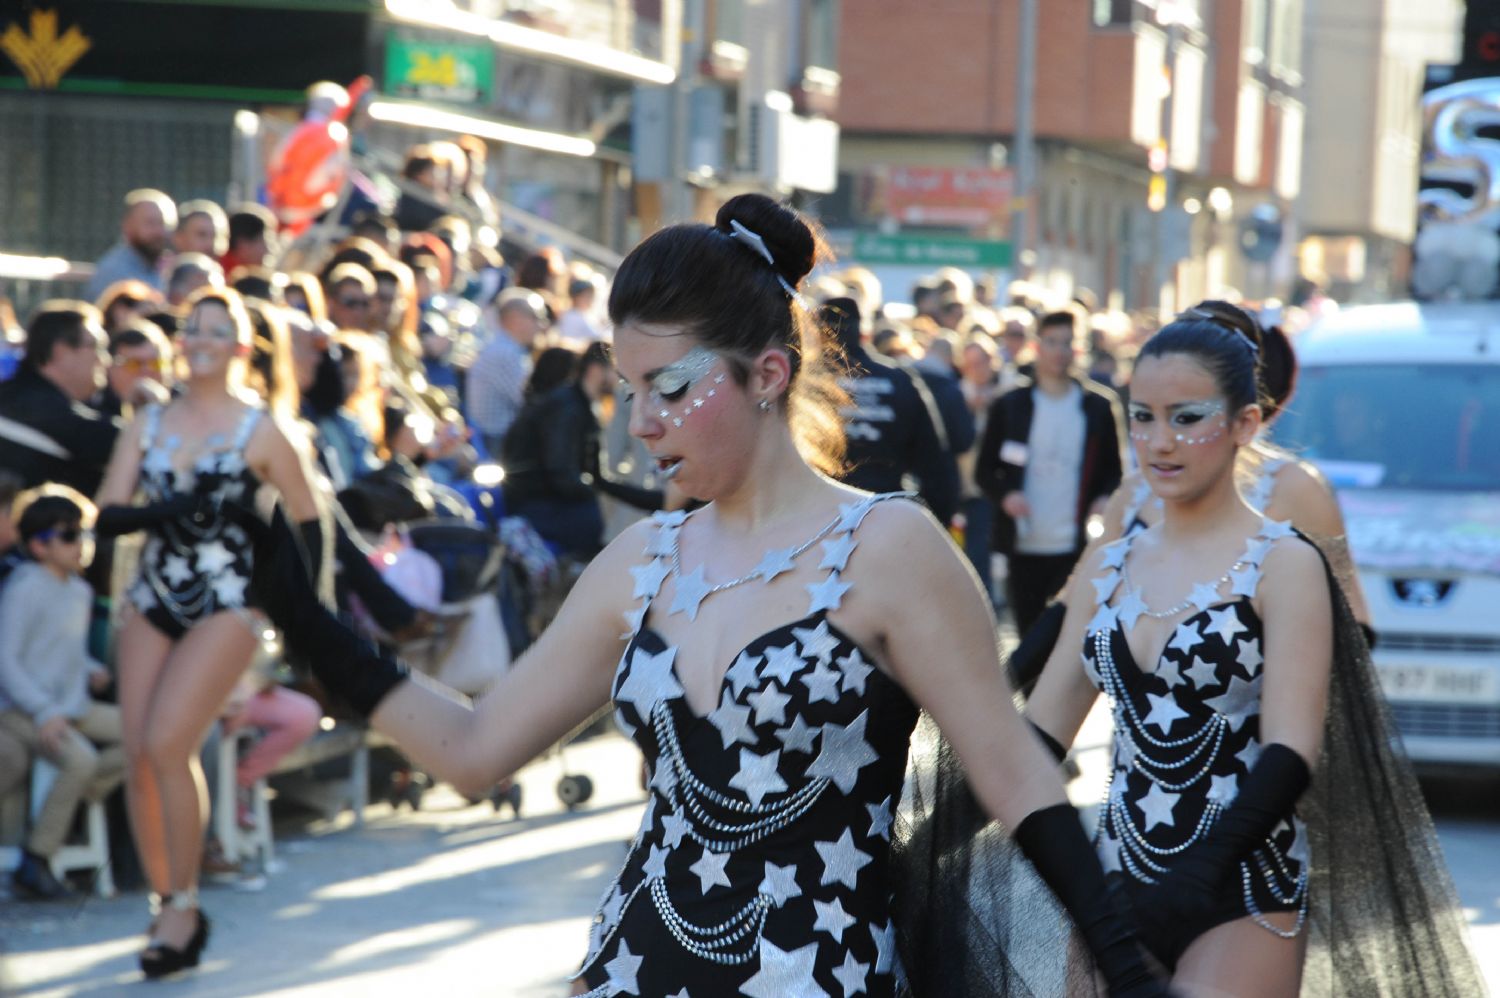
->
xmin=744 ymin=91 xmax=839 ymax=194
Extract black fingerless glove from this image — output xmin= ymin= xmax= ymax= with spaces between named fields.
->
xmin=1133 ymin=743 xmax=1310 ymax=965
xmin=95 ymin=494 xmax=217 ymax=538
xmin=1014 ymin=802 xmax=1174 ymax=997
xmin=229 ymin=503 xmax=408 ymax=719
xmin=1008 ymin=601 xmax=1066 ymax=696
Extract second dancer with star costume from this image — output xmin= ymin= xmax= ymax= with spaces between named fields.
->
xmin=1007 ymin=308 xmax=1482 ymax=995
xmin=232 ymin=195 xmax=1172 ymax=996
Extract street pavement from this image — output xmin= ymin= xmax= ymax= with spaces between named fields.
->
xmin=3 ymin=714 xmax=1498 ymax=996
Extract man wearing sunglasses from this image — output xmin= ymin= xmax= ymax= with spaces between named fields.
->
xmin=325 ymin=262 xmax=377 ymax=333
xmin=0 ymin=489 xmax=124 ymax=900
xmin=96 ymin=319 xmax=174 ymax=420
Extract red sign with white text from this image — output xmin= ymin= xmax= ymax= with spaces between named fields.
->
xmin=873 ymin=166 xmax=1014 ymax=228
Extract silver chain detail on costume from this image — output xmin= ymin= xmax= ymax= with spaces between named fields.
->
xmin=649 ymin=879 xmax=771 ymax=964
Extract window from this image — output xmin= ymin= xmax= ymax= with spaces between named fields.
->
xmin=803 ymin=0 xmax=838 ymax=71
xmin=1093 ymin=0 xmax=1134 ymax=27
xmin=1273 ymin=365 xmax=1500 ymax=491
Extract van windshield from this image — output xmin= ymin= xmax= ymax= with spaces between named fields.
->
xmin=1271 ymin=364 xmax=1500 ymax=491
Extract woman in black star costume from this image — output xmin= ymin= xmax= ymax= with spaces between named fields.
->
xmin=235 ymin=195 xmax=1171 ymax=996
xmin=1016 ymin=308 xmax=1481 ymax=995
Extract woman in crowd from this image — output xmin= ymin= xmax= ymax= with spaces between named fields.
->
xmin=1023 ymin=307 xmax=1480 ymax=994
xmin=95 ymin=287 xmax=320 ymax=977
xmin=234 ymin=195 xmax=1170 ymax=996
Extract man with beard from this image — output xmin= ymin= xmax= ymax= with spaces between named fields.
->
xmin=85 ymin=190 xmax=175 ymax=300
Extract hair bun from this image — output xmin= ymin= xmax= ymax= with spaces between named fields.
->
xmin=1192 ymin=299 xmax=1264 ymax=358
xmin=715 ymin=194 xmax=820 ymax=286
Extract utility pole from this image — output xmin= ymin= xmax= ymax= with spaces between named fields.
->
xmin=1149 ymin=13 xmax=1181 ymax=315
xmin=1009 ymin=0 xmax=1038 ymax=277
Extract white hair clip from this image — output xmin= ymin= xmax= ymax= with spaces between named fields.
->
xmin=727 ymin=219 xmax=809 ymax=309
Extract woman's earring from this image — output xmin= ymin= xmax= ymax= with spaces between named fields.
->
xmin=758 ymin=398 xmax=774 ymax=412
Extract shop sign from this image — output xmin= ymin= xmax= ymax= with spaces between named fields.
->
xmin=869 ymin=166 xmax=1014 ymax=227
xmin=853 ymin=233 xmax=1012 ymax=268
xmin=386 ymin=35 xmax=493 ymax=104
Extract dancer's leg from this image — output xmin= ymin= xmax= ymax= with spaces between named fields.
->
xmin=1172 ymin=912 xmax=1306 ymax=998
xmin=116 ymin=612 xmax=175 ymax=898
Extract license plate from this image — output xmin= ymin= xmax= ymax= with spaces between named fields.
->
xmin=1377 ymin=663 xmax=1500 ymax=704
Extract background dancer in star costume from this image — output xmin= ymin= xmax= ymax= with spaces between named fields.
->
xmin=94 ymin=287 xmax=322 ymax=979
xmin=230 ymin=195 xmax=1172 ymax=997
xmin=1016 ymin=308 xmax=1481 ymax=994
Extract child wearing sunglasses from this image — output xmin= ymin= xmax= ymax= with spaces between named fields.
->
xmin=0 ymin=487 xmax=124 ymax=900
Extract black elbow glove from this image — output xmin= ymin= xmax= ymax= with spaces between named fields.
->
xmin=229 ymin=503 xmax=407 ymax=719
xmin=95 ymin=494 xmax=216 ymax=538
xmin=1132 ymin=743 xmax=1310 ymax=965
xmin=1008 ymin=601 xmax=1066 ymax=696
xmin=296 ymin=517 xmax=324 ymax=588
xmin=1014 ymin=803 xmax=1173 ymax=997
xmin=1028 ymin=719 xmax=1068 ymax=765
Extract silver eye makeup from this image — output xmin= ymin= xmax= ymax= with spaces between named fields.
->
xmin=633 ymin=346 xmax=729 ymax=428
xmin=1128 ymin=400 xmax=1227 ymax=445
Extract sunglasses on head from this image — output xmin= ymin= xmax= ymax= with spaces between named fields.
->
xmin=37 ymin=525 xmax=90 ymax=544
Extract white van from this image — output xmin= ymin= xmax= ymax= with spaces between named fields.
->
xmin=1271 ymin=302 xmax=1500 ymax=768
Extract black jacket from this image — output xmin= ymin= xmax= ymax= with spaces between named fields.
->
xmin=974 ymin=375 xmax=1125 ymax=555
xmin=0 ymin=368 xmax=121 ymax=496
xmin=502 ymin=384 xmax=660 ymax=511
xmin=836 ymin=344 xmax=960 ymax=524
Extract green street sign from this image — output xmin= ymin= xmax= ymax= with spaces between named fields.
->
xmin=853 ymin=232 xmax=1012 ymax=268
xmin=385 ymin=35 xmax=493 ymax=104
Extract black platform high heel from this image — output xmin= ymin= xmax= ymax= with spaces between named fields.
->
xmin=140 ymin=890 xmax=210 ymax=980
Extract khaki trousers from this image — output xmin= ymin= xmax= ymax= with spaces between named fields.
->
xmin=0 ymin=703 xmax=125 ymax=857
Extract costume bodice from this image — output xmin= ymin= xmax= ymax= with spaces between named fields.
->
xmin=575 ymin=493 xmax=919 ymax=997
xmin=1083 ymin=515 xmax=1309 ymax=936
xmin=127 ymin=404 xmax=263 ymax=627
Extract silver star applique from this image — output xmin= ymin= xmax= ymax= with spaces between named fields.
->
xmin=1092 ymin=570 xmax=1123 ymax=604
xmin=739 ymin=939 xmax=822 ymax=998
xmin=1115 ymin=589 xmax=1148 ymax=631
xmin=1287 ymin=821 xmax=1311 ymax=866
xmin=806 ymin=572 xmax=853 ymax=615
xmin=871 ymin=919 xmax=896 ymax=974
xmin=630 ymin=558 xmax=671 ymax=600
xmin=1228 ymin=565 xmax=1262 ymax=598
xmin=800 ymin=662 xmax=843 ymax=705
xmin=792 ymin=620 xmax=841 ymax=664
xmin=642 ymin=843 xmax=670 ymax=880
xmin=211 ymin=572 xmax=248 ymax=606
xmin=1136 ymin=783 xmax=1180 ymax=831
xmin=1236 ymin=638 xmax=1264 ymax=676
xmin=668 ymin=565 xmax=713 ymax=621
xmin=753 ymin=546 xmax=799 ymax=583
xmin=814 ymin=828 xmax=873 ymax=889
xmin=1204 ymin=605 xmax=1249 ymax=645
xmin=1261 ymin=517 xmax=1295 ymax=540
xmin=1205 ymin=674 xmax=1262 ymax=731
xmin=654 ymin=508 xmax=690 ymax=528
xmin=728 ymin=747 xmax=789 ymax=807
xmin=1184 ymin=655 xmax=1220 ymax=690
xmin=1087 ymin=603 xmax=1120 ymax=636
xmin=746 ymin=685 xmax=792 ymax=726
xmin=866 ymin=796 xmax=894 ymax=841
xmin=836 ymin=499 xmax=878 ymax=533
xmin=1235 ymin=739 xmax=1263 ymax=771
xmin=660 ymin=809 xmax=692 ymax=849
xmin=725 ymin=651 xmax=765 ymax=696
xmin=707 ymin=689 xmax=756 ymax=749
xmin=621 ymin=605 xmax=647 ymax=639
xmin=648 ymin=759 xmax=678 ymax=797
xmin=161 ymin=553 xmax=194 ymax=588
xmin=1207 ymin=773 xmax=1239 ymax=805
xmin=1168 ymin=620 xmax=1204 ymax=655
xmin=812 ymin=896 xmax=857 ymax=943
xmin=195 ymin=540 xmax=235 ymax=576
xmin=644 ymin=524 xmax=679 ymax=558
xmin=759 ymin=861 xmax=802 ymax=907
xmin=1153 ymin=656 xmax=1184 ymax=689
xmin=776 ymin=714 xmax=820 ymax=755
xmin=603 ymin=941 xmax=644 ymax=995
xmin=761 ymin=643 xmax=807 ymax=686
xmin=836 ymin=648 xmax=875 ymax=694
xmin=819 ymin=533 xmax=858 ymax=572
xmin=1142 ymin=692 xmax=1189 ymax=734
xmin=1188 ymin=581 xmax=1223 ymax=613
xmin=1242 ymin=537 xmax=1274 ymax=566
xmin=807 ymin=710 xmax=879 ymax=794
xmin=600 ymin=882 xmax=627 ymax=930
xmin=615 ymin=646 xmax=683 ymax=718
xmin=831 ymin=950 xmax=870 ymax=998
xmin=1099 ymin=541 xmax=1129 ymax=570
xmin=688 ymin=845 xmax=732 ymax=894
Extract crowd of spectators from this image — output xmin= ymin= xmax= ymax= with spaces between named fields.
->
xmin=0 ymin=150 xmax=1288 ymax=902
